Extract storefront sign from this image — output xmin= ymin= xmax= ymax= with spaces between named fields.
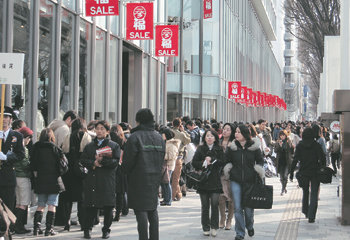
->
xmin=85 ymin=0 xmax=119 ymax=17
xmin=155 ymin=25 xmax=179 ymax=57
xmin=228 ymin=81 xmax=241 ymax=99
xmin=126 ymin=3 xmax=153 ymax=40
xmin=203 ymin=0 xmax=213 ymax=19
xmin=0 ymin=53 xmax=25 ymax=85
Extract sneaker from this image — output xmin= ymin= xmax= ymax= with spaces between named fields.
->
xmin=102 ymin=231 xmax=110 ymax=239
xmin=203 ymin=231 xmax=210 ymax=236
xmin=308 ymin=218 xmax=315 ymax=223
xmin=211 ymin=229 xmax=217 ymax=237
xmin=235 ymin=235 xmax=244 ymax=240
xmin=248 ymin=228 xmax=254 ymax=237
xmin=160 ymin=202 xmax=171 ymax=206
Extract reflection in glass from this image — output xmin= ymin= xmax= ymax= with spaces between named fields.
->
xmin=110 ymin=16 xmax=119 ymax=35
xmin=79 ymin=20 xmax=91 ymax=120
xmin=61 ymin=0 xmax=76 ymax=11
xmin=60 ymin=9 xmax=74 ymax=115
xmin=38 ymin=0 xmax=55 ymax=127
xmin=149 ymin=58 xmax=157 ymax=113
xmin=109 ymin=36 xmax=118 ymax=123
xmin=142 ymin=55 xmax=149 ymax=106
xmin=95 ymin=28 xmax=106 ymax=120
xmin=13 ymin=0 xmax=30 ymax=125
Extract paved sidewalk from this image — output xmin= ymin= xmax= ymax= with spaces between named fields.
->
xmin=12 ymin=175 xmax=350 ymax=239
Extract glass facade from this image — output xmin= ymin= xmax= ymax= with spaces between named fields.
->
xmin=3 ymin=0 xmax=167 ymax=138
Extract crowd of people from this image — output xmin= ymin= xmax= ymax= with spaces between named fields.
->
xmin=0 ymin=105 xmax=341 ymax=240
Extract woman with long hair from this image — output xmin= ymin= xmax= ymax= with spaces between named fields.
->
xmin=218 ymin=123 xmax=235 ymax=230
xmin=192 ymin=129 xmax=224 ymax=237
xmin=224 ymin=124 xmax=264 ymax=240
xmin=290 ymin=127 xmax=326 ymax=223
xmin=30 ymin=128 xmax=66 ymax=236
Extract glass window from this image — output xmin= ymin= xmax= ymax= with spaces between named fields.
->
xmin=0 ymin=0 xmax=3 ymax=50
xmin=160 ymin=63 xmax=165 ymax=123
xmin=60 ymin=9 xmax=74 ymax=115
xmin=149 ymin=58 xmax=157 ymax=113
xmin=95 ymin=28 xmax=106 ymax=120
xmin=285 ymin=41 xmax=291 ymax=49
xmin=38 ymin=0 xmax=56 ymax=127
xmin=79 ymin=1 xmax=92 ymax=21
xmin=96 ymin=16 xmax=107 ymax=29
xmin=79 ymin=20 xmax=92 ymax=120
xmin=13 ymin=0 xmax=30 ymax=127
xmin=285 ymin=57 xmax=291 ymax=66
xmin=110 ymin=16 xmax=119 ymax=35
xmin=109 ymin=36 xmax=118 ymax=123
xmin=183 ymin=0 xmax=200 ymax=74
xmin=61 ymin=0 xmax=76 ymax=11
xmin=142 ymin=55 xmax=149 ymax=106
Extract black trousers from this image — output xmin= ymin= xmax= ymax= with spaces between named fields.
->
xmin=331 ymin=152 xmax=340 ymax=173
xmin=84 ymin=206 xmax=113 ymax=233
xmin=116 ymin=192 xmax=129 ymax=216
xmin=0 ymin=186 xmax=16 ymax=211
xmin=199 ymin=192 xmax=220 ymax=231
xmin=134 ymin=209 xmax=159 ymax=240
xmin=302 ymin=176 xmax=320 ymax=220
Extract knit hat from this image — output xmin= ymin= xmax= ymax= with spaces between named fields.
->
xmin=18 ymin=127 xmax=33 ymax=138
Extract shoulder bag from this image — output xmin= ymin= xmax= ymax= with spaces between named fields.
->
xmin=243 ymin=175 xmax=273 ymax=209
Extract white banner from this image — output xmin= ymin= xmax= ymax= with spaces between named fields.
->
xmin=0 ymin=53 xmax=25 ymax=85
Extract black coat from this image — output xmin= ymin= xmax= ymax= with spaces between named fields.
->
xmin=81 ymin=138 xmax=120 ymax=208
xmin=290 ymin=140 xmax=326 ymax=177
xmin=0 ymin=129 xmax=25 ymax=187
xmin=122 ymin=123 xmax=165 ymax=211
xmin=191 ymin=144 xmax=224 ymax=193
xmin=30 ymin=142 xmax=63 ymax=194
xmin=225 ymin=139 xmax=264 ymax=184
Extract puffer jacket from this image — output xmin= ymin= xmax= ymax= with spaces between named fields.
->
xmin=165 ymin=138 xmax=181 ymax=171
xmin=224 ymin=139 xmax=264 ymax=184
xmin=122 ymin=123 xmax=166 ymax=211
xmin=274 ymin=138 xmax=293 ymax=173
xmin=192 ymin=144 xmax=224 ymax=193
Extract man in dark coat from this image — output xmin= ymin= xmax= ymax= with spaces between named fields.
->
xmin=122 ymin=108 xmax=165 ymax=240
xmin=0 ymin=106 xmax=25 ymax=212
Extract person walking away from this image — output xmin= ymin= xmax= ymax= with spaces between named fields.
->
xmin=224 ymin=124 xmax=264 ymax=240
xmin=192 ymin=129 xmax=224 ymax=237
xmin=290 ymin=127 xmax=326 ymax=223
xmin=275 ymin=130 xmax=293 ymax=195
xmin=30 ymin=128 xmax=66 ymax=236
xmin=219 ymin=123 xmax=235 ymax=230
xmin=122 ymin=109 xmax=165 ymax=240
xmin=328 ymin=134 xmax=340 ymax=174
xmin=61 ymin=118 xmax=92 ymax=231
xmin=13 ymin=127 xmax=33 ymax=234
xmin=80 ymin=120 xmax=120 ymax=239
xmin=159 ymin=127 xmax=180 ymax=206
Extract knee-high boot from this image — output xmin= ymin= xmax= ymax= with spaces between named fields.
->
xmin=225 ymin=200 xmax=234 ymax=230
xmin=45 ymin=211 xmax=57 ymax=236
xmin=218 ymin=196 xmax=226 ymax=229
xmin=33 ymin=211 xmax=43 ymax=236
xmin=14 ymin=208 xmax=31 ymax=234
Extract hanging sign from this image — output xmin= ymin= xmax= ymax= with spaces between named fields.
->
xmin=252 ymin=91 xmax=257 ymax=107
xmin=85 ymin=0 xmax=119 ymax=17
xmin=0 ymin=53 xmax=25 ymax=85
xmin=228 ymin=81 xmax=241 ymax=99
xmin=126 ymin=3 xmax=153 ymax=40
xmin=245 ymin=88 xmax=253 ymax=106
xmin=203 ymin=0 xmax=213 ymax=19
xmin=236 ymin=86 xmax=247 ymax=104
xmin=155 ymin=25 xmax=179 ymax=57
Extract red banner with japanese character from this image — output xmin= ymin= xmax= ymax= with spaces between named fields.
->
xmin=126 ymin=3 xmax=153 ymax=40
xmin=228 ymin=81 xmax=241 ymax=100
xmin=85 ymin=0 xmax=119 ymax=17
xmin=203 ymin=0 xmax=213 ymax=19
xmin=155 ymin=25 xmax=179 ymax=57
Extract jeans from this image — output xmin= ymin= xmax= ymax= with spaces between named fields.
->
xmin=302 ymin=176 xmax=320 ymax=220
xmin=135 ymin=209 xmax=159 ymax=240
xmin=230 ymin=181 xmax=254 ymax=238
xmin=161 ymin=170 xmax=173 ymax=204
xmin=199 ymin=192 xmax=220 ymax=231
xmin=84 ymin=206 xmax=113 ymax=233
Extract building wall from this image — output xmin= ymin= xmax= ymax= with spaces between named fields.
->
xmin=0 ymin=0 xmax=167 ymax=136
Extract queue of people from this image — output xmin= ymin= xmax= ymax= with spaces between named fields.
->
xmin=0 ymin=105 xmax=342 ymax=240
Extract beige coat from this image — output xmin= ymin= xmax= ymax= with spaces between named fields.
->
xmin=164 ymin=139 xmax=181 ymax=171
xmin=62 ymin=132 xmax=92 ymax=153
xmin=172 ymin=128 xmax=191 ymax=156
xmin=48 ymin=119 xmax=70 ymax=148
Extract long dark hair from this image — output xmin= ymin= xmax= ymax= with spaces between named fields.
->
xmin=39 ymin=128 xmax=55 ymax=143
xmin=221 ymin=123 xmax=236 ymax=142
xmin=237 ymin=124 xmax=252 ymax=142
xmin=202 ymin=129 xmax=220 ymax=147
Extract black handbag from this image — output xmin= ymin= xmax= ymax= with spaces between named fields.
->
xmin=73 ymin=160 xmax=88 ymax=179
xmin=243 ymin=177 xmax=273 ymax=209
xmin=58 ymin=154 xmax=69 ymax=176
xmin=186 ymin=168 xmax=211 ymax=183
xmin=317 ymin=166 xmax=334 ymax=184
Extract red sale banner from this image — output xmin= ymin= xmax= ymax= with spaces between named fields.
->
xmin=228 ymin=81 xmax=241 ymax=99
xmin=155 ymin=25 xmax=179 ymax=57
xmin=236 ymin=87 xmax=247 ymax=104
xmin=85 ymin=0 xmax=119 ymax=17
xmin=245 ymin=88 xmax=253 ymax=106
xmin=203 ymin=0 xmax=213 ymax=19
xmin=126 ymin=3 xmax=153 ymax=40
xmin=252 ymin=91 xmax=257 ymax=107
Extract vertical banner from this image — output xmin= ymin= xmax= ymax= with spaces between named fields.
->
xmin=126 ymin=2 xmax=153 ymax=40
xmin=228 ymin=81 xmax=241 ymax=100
xmin=252 ymin=91 xmax=257 ymax=107
xmin=261 ymin=92 xmax=266 ymax=107
xmin=203 ymin=0 xmax=213 ymax=19
xmin=85 ymin=0 xmax=119 ymax=17
xmin=236 ymin=86 xmax=247 ymax=104
xmin=155 ymin=25 xmax=179 ymax=57
xmin=245 ymin=88 xmax=252 ymax=107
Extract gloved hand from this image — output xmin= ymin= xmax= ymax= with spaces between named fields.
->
xmin=0 ymin=152 xmax=7 ymax=161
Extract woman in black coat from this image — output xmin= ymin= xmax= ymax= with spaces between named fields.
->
xmin=80 ymin=120 xmax=120 ymax=239
xmin=290 ymin=127 xmax=326 ymax=223
xmin=30 ymin=128 xmax=66 ymax=236
xmin=192 ymin=129 xmax=224 ymax=237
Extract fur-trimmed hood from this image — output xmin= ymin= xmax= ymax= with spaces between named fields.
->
xmin=229 ymin=138 xmax=261 ymax=152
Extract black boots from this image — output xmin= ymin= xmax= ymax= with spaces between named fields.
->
xmin=33 ymin=211 xmax=43 ymax=236
xmin=14 ymin=208 xmax=31 ymax=234
xmin=102 ymin=229 xmax=111 ymax=239
xmin=84 ymin=230 xmax=92 ymax=239
xmin=45 ymin=211 xmax=57 ymax=236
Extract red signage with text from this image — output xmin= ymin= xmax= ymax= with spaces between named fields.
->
xmin=155 ymin=25 xmax=179 ymax=57
xmin=85 ymin=0 xmax=119 ymax=17
xmin=236 ymin=87 xmax=247 ymax=104
xmin=252 ymin=91 xmax=257 ymax=106
xmin=126 ymin=3 xmax=153 ymax=40
xmin=228 ymin=81 xmax=242 ymax=99
xmin=245 ymin=88 xmax=253 ymax=106
xmin=203 ymin=0 xmax=213 ymax=19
